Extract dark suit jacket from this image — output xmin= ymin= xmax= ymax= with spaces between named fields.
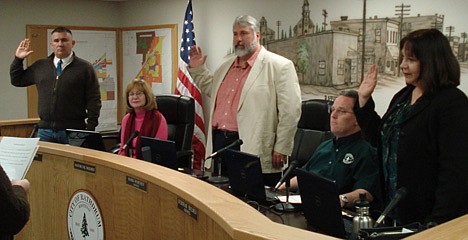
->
xmin=355 ymin=85 xmax=468 ymax=225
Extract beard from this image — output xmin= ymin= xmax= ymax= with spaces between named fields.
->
xmin=234 ymin=38 xmax=258 ymax=57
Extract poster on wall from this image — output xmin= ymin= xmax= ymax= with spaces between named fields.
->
xmin=121 ymin=25 xmax=177 ymax=97
xmin=47 ymin=29 xmax=118 ymax=132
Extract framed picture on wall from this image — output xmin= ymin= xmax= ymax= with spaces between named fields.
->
xmin=121 ymin=24 xmax=178 ymax=97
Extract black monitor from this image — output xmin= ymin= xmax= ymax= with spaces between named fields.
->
xmin=140 ymin=136 xmax=178 ymax=170
xmin=295 ymin=168 xmax=348 ymax=238
xmin=66 ymin=129 xmax=106 ymax=152
xmin=222 ymin=149 xmax=268 ymax=203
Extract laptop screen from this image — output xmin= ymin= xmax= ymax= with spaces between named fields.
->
xmin=295 ymin=168 xmax=347 ymax=238
xmin=66 ymin=129 xmax=106 ymax=152
xmin=223 ymin=149 xmax=267 ymax=203
xmin=140 ymin=136 xmax=178 ymax=170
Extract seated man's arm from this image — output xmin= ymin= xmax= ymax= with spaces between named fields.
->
xmin=277 ymin=176 xmax=299 ymax=191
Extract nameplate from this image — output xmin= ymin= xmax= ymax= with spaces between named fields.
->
xmin=74 ymin=161 xmax=96 ymax=173
xmin=126 ymin=176 xmax=147 ymax=192
xmin=177 ymin=198 xmax=198 ymax=221
xmin=34 ymin=153 xmax=42 ymax=161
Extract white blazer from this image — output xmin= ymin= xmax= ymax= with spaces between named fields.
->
xmin=188 ymin=46 xmax=301 ymax=173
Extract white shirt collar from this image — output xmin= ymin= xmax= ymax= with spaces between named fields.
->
xmin=54 ymin=53 xmax=74 ymax=69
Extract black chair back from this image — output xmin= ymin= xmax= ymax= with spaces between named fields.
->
xmin=290 ymin=99 xmax=334 ymax=167
xmin=156 ymin=94 xmax=195 ymax=168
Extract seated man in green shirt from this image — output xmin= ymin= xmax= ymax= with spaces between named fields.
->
xmin=279 ymin=90 xmax=379 ymax=208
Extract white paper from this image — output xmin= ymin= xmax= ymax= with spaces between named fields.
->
xmin=276 ymin=195 xmax=302 ymax=204
xmin=0 ymin=137 xmax=39 ymax=180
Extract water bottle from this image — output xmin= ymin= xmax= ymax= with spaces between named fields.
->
xmin=353 ymin=192 xmax=374 ymax=234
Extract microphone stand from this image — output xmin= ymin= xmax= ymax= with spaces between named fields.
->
xmin=274 ymin=179 xmax=295 ymax=212
xmin=128 ymin=139 xmax=134 ymax=158
xmin=200 ymin=157 xmax=206 ymax=177
xmin=207 ymin=155 xmax=229 ymax=184
xmin=29 ymin=124 xmax=38 ymax=138
xmin=204 ymin=139 xmax=243 ymax=184
xmin=194 ymin=156 xmax=209 ymax=180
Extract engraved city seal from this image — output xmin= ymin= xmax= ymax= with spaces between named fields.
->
xmin=67 ymin=190 xmax=104 ymax=240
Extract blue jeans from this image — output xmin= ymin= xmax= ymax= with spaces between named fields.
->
xmin=38 ymin=128 xmax=69 ymax=144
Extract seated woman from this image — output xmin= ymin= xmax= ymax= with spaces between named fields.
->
xmin=119 ymin=79 xmax=168 ymax=159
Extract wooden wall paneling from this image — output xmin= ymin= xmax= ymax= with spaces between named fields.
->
xmin=26 ymin=26 xmax=48 ymax=118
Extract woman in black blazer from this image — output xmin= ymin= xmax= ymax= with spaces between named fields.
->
xmin=356 ymin=29 xmax=468 ymax=226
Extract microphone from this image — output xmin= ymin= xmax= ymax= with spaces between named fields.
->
xmin=203 ymin=139 xmax=243 ymax=171
xmin=274 ymin=160 xmax=299 ymax=191
xmin=122 ymin=131 xmax=139 ymax=151
xmin=29 ymin=124 xmax=39 ymax=138
xmin=374 ymin=187 xmax=408 ymax=227
xmin=206 ymin=139 xmax=243 ymax=160
xmin=204 ymin=139 xmax=243 ymax=184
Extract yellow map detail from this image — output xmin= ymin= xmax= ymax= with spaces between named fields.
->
xmin=136 ymin=36 xmax=164 ymax=86
xmin=93 ymin=53 xmax=115 ymax=101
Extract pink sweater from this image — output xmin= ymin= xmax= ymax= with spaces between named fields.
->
xmin=118 ymin=110 xmax=168 ymax=158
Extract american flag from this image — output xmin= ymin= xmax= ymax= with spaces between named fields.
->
xmin=176 ymin=0 xmax=206 ymax=170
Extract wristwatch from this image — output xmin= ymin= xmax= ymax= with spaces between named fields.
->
xmin=340 ymin=194 xmax=349 ymax=205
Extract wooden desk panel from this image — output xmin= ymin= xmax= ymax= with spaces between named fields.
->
xmin=405 ymin=214 xmax=468 ymax=240
xmin=15 ymin=142 xmax=335 ymax=240
xmin=0 ymin=118 xmax=39 ymax=137
xmin=12 ymin=141 xmax=467 ymax=239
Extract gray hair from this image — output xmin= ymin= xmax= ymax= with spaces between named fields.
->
xmin=233 ymin=15 xmax=260 ymax=32
xmin=337 ymin=90 xmax=358 ymax=105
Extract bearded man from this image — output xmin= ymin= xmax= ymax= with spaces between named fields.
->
xmin=188 ymin=15 xmax=301 ymax=187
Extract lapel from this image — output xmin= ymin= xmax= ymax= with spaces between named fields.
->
xmin=405 ymin=95 xmax=431 ymax=121
xmin=382 ymin=86 xmax=431 ymax=126
xmin=238 ymin=47 xmax=266 ymax=110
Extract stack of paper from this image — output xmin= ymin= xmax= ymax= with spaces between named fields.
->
xmin=0 ymin=137 xmax=39 ymax=180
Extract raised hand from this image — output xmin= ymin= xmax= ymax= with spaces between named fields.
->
xmin=188 ymin=45 xmax=207 ymax=68
xmin=16 ymin=39 xmax=34 ymax=59
xmin=358 ymin=64 xmax=378 ymax=107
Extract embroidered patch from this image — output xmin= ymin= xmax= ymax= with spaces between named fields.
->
xmin=342 ymin=153 xmax=354 ymax=164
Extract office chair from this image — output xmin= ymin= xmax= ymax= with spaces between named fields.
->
xmin=106 ymin=95 xmax=195 ymax=169
xmin=156 ymin=94 xmax=195 ymax=169
xmin=290 ymin=99 xmax=334 ymax=167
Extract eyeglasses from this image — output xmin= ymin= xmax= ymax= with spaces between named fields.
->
xmin=128 ymin=91 xmax=144 ymax=97
xmin=328 ymin=106 xmax=354 ymax=116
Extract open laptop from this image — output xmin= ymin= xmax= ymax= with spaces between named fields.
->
xmin=66 ymin=129 xmax=106 ymax=151
xmin=223 ymin=149 xmax=279 ymax=205
xmin=140 ymin=136 xmax=178 ymax=170
xmin=295 ymin=168 xmax=353 ymax=238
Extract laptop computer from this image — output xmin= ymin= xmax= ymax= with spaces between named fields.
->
xmin=66 ymin=129 xmax=106 ymax=151
xmin=222 ymin=149 xmax=279 ymax=204
xmin=295 ymin=168 xmax=353 ymax=238
xmin=140 ymin=136 xmax=178 ymax=170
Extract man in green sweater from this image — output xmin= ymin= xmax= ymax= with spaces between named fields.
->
xmin=279 ymin=90 xmax=379 ymax=208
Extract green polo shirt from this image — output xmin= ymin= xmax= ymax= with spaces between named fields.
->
xmin=301 ymin=131 xmax=379 ymax=197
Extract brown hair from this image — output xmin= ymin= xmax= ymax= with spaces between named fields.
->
xmin=124 ymin=79 xmax=157 ymax=113
xmin=400 ymin=29 xmax=460 ymax=96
